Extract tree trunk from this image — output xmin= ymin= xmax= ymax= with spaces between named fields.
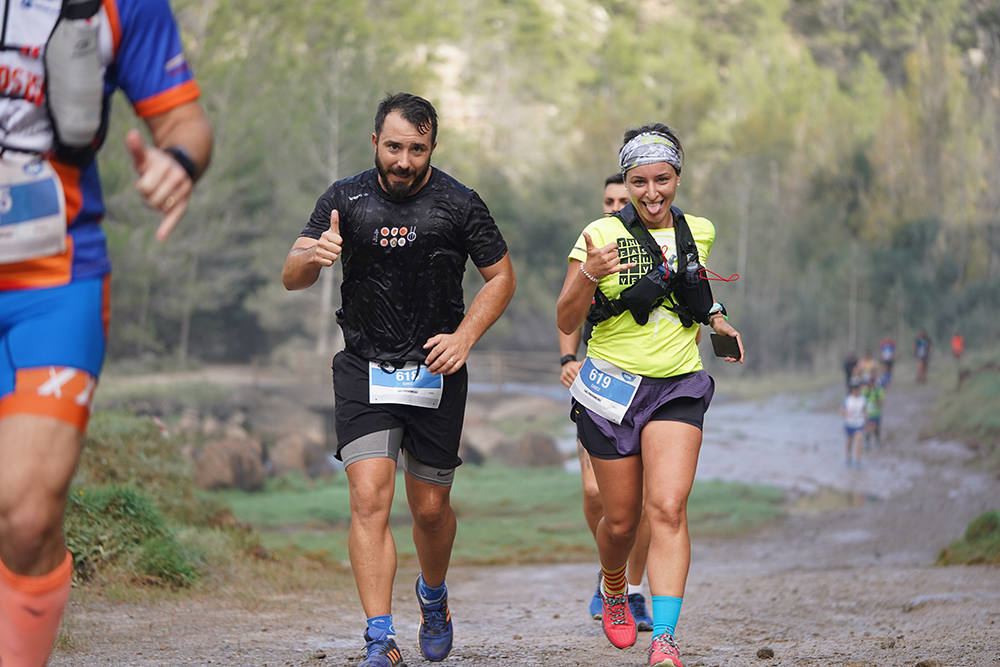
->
xmin=177 ymin=255 xmax=198 ymax=365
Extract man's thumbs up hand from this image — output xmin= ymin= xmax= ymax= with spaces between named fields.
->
xmin=313 ymin=209 xmax=343 ymax=267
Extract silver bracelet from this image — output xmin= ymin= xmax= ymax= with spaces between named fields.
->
xmin=580 ymin=264 xmax=599 ymax=283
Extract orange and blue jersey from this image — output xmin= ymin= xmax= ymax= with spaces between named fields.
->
xmin=0 ymin=0 xmax=200 ymax=427
xmin=0 ymin=0 xmax=201 ymax=291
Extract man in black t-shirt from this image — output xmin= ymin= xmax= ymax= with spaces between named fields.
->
xmin=282 ymin=93 xmax=515 ymax=667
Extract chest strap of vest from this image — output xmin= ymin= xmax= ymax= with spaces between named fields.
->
xmin=586 ymin=203 xmax=701 ymax=327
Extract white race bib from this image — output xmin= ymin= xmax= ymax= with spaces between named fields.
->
xmin=570 ymin=357 xmax=641 ymax=425
xmin=369 ymin=361 xmax=443 ymax=409
xmin=0 ymin=159 xmax=67 ymax=264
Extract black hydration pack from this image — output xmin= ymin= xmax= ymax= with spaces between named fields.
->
xmin=587 ymin=203 xmax=714 ymax=328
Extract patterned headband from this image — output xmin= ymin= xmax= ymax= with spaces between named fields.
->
xmin=619 ymin=132 xmax=682 ymax=175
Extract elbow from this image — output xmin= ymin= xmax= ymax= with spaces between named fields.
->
xmin=557 ymin=319 xmax=577 ymax=336
xmin=494 ymin=265 xmax=517 ymax=307
xmin=281 ymin=265 xmax=302 ymax=291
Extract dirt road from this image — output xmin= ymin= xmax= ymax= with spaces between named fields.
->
xmin=54 ymin=381 xmax=1000 ymax=666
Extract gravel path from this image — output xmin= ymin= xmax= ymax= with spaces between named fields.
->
xmin=53 ymin=381 xmax=1000 ymax=666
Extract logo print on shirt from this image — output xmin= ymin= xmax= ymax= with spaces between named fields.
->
xmin=20 ymin=366 xmax=97 ymax=408
xmin=372 ymin=225 xmax=417 ymax=248
xmin=0 ymin=66 xmax=46 ymax=105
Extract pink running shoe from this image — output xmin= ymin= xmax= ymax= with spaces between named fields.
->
xmin=648 ymin=632 xmax=683 ymax=667
xmin=600 ymin=590 xmax=637 ymax=649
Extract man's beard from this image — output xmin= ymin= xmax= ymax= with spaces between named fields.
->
xmin=375 ymin=155 xmax=430 ymax=200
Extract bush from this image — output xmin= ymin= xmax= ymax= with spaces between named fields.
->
xmin=65 ymin=486 xmax=198 ymax=586
xmin=937 ymin=510 xmax=1000 ymax=565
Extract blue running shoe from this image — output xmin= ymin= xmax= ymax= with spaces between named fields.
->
xmin=416 ymin=577 xmax=453 ymax=661
xmin=628 ymin=593 xmax=654 ymax=631
xmin=359 ymin=631 xmax=406 ymax=667
xmin=589 ymin=573 xmax=602 ymax=619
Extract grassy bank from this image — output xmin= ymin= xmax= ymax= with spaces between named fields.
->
xmin=66 ymin=411 xmax=262 ymax=591
xmin=937 ymin=511 xmax=1000 ymax=565
xmin=930 ymin=347 xmax=1000 ymax=471
xmin=213 ymin=464 xmax=785 ymax=566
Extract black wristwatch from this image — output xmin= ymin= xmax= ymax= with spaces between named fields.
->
xmin=164 ymin=145 xmax=200 ymax=182
xmin=708 ymin=302 xmax=727 ymax=319
xmin=560 ymin=354 xmax=577 ymax=366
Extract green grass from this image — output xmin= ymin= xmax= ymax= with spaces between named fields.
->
xmin=213 ymin=464 xmax=786 ymax=565
xmin=937 ymin=510 xmax=1000 ymax=565
xmin=65 ymin=486 xmax=199 ymax=587
xmin=931 ymin=347 xmax=1000 ymax=471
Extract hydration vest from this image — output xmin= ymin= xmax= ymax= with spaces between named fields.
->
xmin=44 ymin=0 xmax=107 ymax=165
xmin=587 ymin=203 xmax=714 ymax=328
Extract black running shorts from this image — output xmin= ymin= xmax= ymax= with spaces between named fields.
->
xmin=574 ymin=395 xmax=706 ymax=460
xmin=332 ymin=350 xmax=467 ymax=469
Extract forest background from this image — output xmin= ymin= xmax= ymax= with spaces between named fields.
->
xmin=98 ymin=0 xmax=1000 ymax=372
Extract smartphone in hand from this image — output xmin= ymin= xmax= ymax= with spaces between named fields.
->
xmin=710 ymin=332 xmax=741 ymax=360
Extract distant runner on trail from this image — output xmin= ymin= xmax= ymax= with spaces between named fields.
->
xmin=0 ymin=1 xmax=212 ymax=665
xmin=559 ymin=173 xmax=653 ymax=632
xmin=914 ymin=331 xmax=931 ymax=384
xmin=879 ymin=336 xmax=896 ymax=386
xmin=853 ymin=350 xmax=878 ymax=386
xmin=281 ymin=93 xmax=515 ymax=667
xmin=557 ymin=122 xmax=744 ymax=667
xmin=840 ymin=381 xmax=867 ymax=468
xmin=863 ymin=376 xmax=884 ymax=449
xmin=843 ymin=350 xmax=858 ymax=390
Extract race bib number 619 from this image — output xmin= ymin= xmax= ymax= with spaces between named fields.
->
xmin=569 ymin=357 xmax=641 ymax=425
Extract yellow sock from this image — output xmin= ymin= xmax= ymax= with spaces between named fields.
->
xmin=0 ymin=551 xmax=72 ymax=667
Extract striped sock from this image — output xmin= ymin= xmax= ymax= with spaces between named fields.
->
xmin=601 ymin=563 xmax=627 ymax=597
xmin=652 ymin=595 xmax=683 ymax=637
xmin=0 ymin=551 xmax=73 ymax=667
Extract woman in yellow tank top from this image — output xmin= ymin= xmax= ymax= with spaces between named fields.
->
xmin=557 ymin=123 xmax=744 ymax=667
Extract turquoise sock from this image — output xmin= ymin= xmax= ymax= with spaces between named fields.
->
xmin=366 ymin=614 xmax=395 ymax=640
xmin=651 ymin=595 xmax=683 ymax=637
xmin=417 ymin=574 xmax=447 ymax=602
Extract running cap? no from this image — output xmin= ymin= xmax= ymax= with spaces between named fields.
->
xmin=619 ymin=132 xmax=682 ymax=176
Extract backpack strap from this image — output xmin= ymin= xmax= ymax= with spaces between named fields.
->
xmin=586 ymin=204 xmax=696 ymax=326
xmin=670 ymin=208 xmax=700 ymax=271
